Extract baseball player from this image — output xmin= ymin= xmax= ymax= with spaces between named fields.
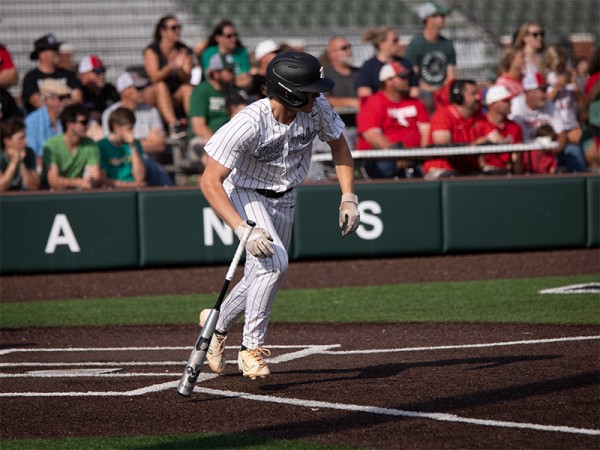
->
xmin=198 ymin=51 xmax=360 ymax=379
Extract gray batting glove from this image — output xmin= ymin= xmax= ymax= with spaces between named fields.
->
xmin=339 ymin=193 xmax=360 ymax=236
xmin=235 ymin=221 xmax=275 ymax=258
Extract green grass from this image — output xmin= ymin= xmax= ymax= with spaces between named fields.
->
xmin=0 ymin=433 xmax=362 ymax=450
xmin=1 ymin=275 xmax=598 ymax=328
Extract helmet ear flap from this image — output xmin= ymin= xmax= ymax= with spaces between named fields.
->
xmin=266 ymin=77 xmax=308 ymax=108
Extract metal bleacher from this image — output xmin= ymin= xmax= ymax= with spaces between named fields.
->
xmin=0 ymin=0 xmax=203 ymax=90
xmin=3 ymin=0 xmax=597 ymax=96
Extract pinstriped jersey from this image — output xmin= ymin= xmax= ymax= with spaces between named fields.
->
xmin=204 ymin=95 xmax=345 ymax=192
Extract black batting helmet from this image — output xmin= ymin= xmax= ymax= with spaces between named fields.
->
xmin=266 ymin=51 xmax=334 ymax=108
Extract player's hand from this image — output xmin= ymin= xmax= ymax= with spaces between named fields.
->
xmin=235 ymin=222 xmax=275 ymax=258
xmin=339 ymin=193 xmax=360 ymax=237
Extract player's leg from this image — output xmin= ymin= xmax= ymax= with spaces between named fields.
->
xmin=216 ymin=188 xmax=292 ymax=335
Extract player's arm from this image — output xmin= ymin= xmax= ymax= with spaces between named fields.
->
xmin=328 ymin=134 xmax=360 ymax=236
xmin=328 ymin=133 xmax=355 ymax=194
xmin=200 ymin=156 xmax=243 ymax=230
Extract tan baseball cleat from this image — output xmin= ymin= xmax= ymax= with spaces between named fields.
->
xmin=198 ymin=309 xmax=227 ymax=374
xmin=238 ymin=347 xmax=271 ymax=379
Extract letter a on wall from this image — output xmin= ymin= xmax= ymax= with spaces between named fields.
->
xmin=45 ymin=214 xmax=81 ymax=254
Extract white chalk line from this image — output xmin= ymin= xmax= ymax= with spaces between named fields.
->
xmin=195 ymin=387 xmax=600 ymax=436
xmin=322 ymin=335 xmax=600 ymax=355
xmin=0 ymin=380 xmax=181 ymax=397
xmin=0 ymin=344 xmax=311 ymax=356
xmin=1 ymin=337 xmax=598 ymax=436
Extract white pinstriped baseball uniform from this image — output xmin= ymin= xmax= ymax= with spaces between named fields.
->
xmin=204 ymin=94 xmax=345 ymax=349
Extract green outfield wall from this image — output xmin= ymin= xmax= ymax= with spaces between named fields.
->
xmin=1 ymin=176 xmax=598 ymax=274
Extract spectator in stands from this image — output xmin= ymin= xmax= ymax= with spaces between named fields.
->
xmin=496 ymin=48 xmax=525 ymax=99
xmin=57 ymin=42 xmax=76 ymax=72
xmin=0 ymin=44 xmax=21 ymax=121
xmin=97 ymin=107 xmax=146 ymax=188
xmin=78 ymin=55 xmax=119 ymax=133
xmin=423 ymin=79 xmax=486 ymax=179
xmin=102 ymin=71 xmax=172 ymax=187
xmin=225 ymin=88 xmax=251 ymax=118
xmin=199 ymin=20 xmax=252 ymax=91
xmin=579 ymin=49 xmax=599 ymax=170
xmin=355 ymin=27 xmax=418 ymax=105
xmin=25 ymin=79 xmax=72 ymax=171
xmin=247 ymin=39 xmax=282 ymax=100
xmin=543 ymin=44 xmax=583 ymax=151
xmin=356 ymin=61 xmax=430 ymax=179
xmin=143 ymin=14 xmax=194 ymax=139
xmin=322 ymin=35 xmax=360 ymax=147
xmin=512 ymin=22 xmax=545 ymax=75
xmin=187 ymin=53 xmax=236 ymax=164
xmin=0 ymin=117 xmax=40 ymax=191
xmin=510 ymin=72 xmax=586 ymax=173
xmin=0 ymin=43 xmax=18 ymax=89
xmin=42 ymin=104 xmax=102 ymax=190
xmin=574 ymin=57 xmax=590 ymax=93
xmin=22 ymin=34 xmax=82 ymax=114
xmin=404 ymin=1 xmax=456 ymax=114
xmin=475 ymin=85 xmax=524 ymax=174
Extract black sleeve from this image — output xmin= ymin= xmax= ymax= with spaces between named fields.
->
xmin=21 ymin=70 xmax=40 ymax=108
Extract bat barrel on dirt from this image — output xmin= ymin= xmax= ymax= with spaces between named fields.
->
xmin=177 ymin=220 xmax=255 ymax=397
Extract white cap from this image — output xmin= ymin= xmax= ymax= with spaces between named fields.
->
xmin=254 ymin=39 xmax=280 ymax=61
xmin=485 ymin=85 xmax=513 ymax=105
xmin=116 ymin=71 xmax=150 ymax=93
xmin=379 ymin=61 xmax=411 ymax=82
xmin=417 ymin=1 xmax=451 ymax=20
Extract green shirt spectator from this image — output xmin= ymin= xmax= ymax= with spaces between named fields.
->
xmin=97 ymin=137 xmax=144 ymax=182
xmin=42 ymin=104 xmax=101 ymax=190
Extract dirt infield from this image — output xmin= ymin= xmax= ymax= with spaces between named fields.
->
xmin=1 ymin=248 xmax=599 ymax=449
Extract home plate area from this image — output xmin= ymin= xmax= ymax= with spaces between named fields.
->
xmin=1 ymin=333 xmax=599 ymax=441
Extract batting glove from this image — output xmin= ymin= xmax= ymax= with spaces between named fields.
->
xmin=339 ymin=193 xmax=360 ymax=237
xmin=235 ymin=222 xmax=275 ymax=258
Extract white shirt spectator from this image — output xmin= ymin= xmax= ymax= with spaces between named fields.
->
xmin=509 ymin=94 xmax=564 ymax=142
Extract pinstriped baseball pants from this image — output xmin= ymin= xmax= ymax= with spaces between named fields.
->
xmin=215 ymin=187 xmax=296 ymax=349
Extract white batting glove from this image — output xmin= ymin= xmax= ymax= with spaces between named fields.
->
xmin=235 ymin=221 xmax=275 ymax=258
xmin=339 ymin=193 xmax=360 ymax=237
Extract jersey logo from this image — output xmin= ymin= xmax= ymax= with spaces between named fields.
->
xmin=288 ymin=126 xmax=318 ymax=151
xmin=255 ymin=139 xmax=285 ymax=162
xmin=387 ymin=105 xmax=418 ymax=127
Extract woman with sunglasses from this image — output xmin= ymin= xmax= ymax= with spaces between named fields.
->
xmin=143 ymin=14 xmax=194 ymax=139
xmin=512 ymin=22 xmax=546 ymax=76
xmin=198 ymin=20 xmax=252 ymax=91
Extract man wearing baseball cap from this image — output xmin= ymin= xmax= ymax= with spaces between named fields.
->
xmin=188 ymin=53 xmax=236 ymax=157
xmin=247 ymin=39 xmax=282 ymax=100
xmin=356 ymin=61 xmax=430 ymax=178
xmin=405 ymin=1 xmax=456 ymax=113
xmin=473 ymin=85 xmax=524 ymax=174
xmin=78 ymin=55 xmax=119 ymax=128
xmin=24 ymin=79 xmax=72 ymax=172
xmin=510 ymin=72 xmax=586 ymax=173
xmin=21 ymin=34 xmax=82 ymax=114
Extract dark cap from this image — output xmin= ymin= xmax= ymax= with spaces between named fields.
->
xmin=30 ymin=34 xmax=62 ymax=60
xmin=225 ymin=89 xmax=251 ymax=108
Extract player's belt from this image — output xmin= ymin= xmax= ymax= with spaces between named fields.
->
xmin=255 ymin=187 xmax=294 ymax=199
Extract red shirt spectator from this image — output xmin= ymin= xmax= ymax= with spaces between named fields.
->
xmin=474 ymin=84 xmax=523 ymax=174
xmin=357 ymin=95 xmax=429 ymax=150
xmin=424 ymin=79 xmax=484 ymax=178
xmin=0 ymin=44 xmax=18 ymax=89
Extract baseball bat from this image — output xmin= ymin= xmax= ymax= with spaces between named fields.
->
xmin=176 ymin=219 xmax=255 ymax=397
